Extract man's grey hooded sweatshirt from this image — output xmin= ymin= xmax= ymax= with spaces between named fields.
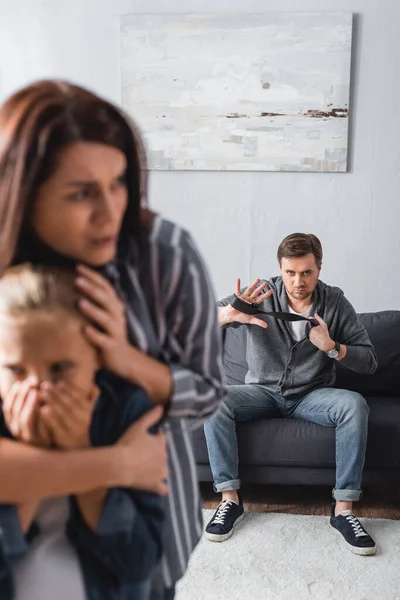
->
xmin=218 ymin=277 xmax=378 ymax=397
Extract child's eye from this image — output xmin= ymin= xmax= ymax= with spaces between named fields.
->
xmin=50 ymin=362 xmax=71 ymax=375
xmin=7 ymin=365 xmax=25 ymax=377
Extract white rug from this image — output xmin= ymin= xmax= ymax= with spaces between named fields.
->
xmin=176 ymin=510 xmax=400 ymax=600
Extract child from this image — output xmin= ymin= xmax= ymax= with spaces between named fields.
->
xmin=0 ymin=264 xmax=165 ymax=600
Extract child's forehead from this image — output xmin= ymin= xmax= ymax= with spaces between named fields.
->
xmin=0 ymin=309 xmax=83 ymax=341
xmin=0 ymin=312 xmax=91 ymax=364
xmin=1 ymin=306 xmax=78 ymax=323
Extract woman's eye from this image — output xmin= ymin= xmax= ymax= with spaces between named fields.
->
xmin=112 ymin=176 xmax=127 ymax=190
xmin=71 ymin=188 xmax=90 ymax=201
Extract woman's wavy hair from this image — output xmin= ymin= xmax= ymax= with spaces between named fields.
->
xmin=0 ymin=79 xmax=148 ymax=270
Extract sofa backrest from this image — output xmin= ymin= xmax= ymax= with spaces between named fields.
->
xmin=335 ymin=311 xmax=400 ymax=396
xmin=222 ymin=310 xmax=400 ymax=397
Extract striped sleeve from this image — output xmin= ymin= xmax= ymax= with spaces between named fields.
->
xmin=166 ymin=232 xmax=226 ymax=420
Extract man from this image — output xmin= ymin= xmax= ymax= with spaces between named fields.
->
xmin=204 ymin=233 xmax=378 ymax=555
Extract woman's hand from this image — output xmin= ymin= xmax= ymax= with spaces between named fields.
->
xmin=75 ymin=264 xmax=132 ymax=378
xmin=117 ymin=406 xmax=168 ymax=495
xmin=75 ymin=264 xmax=173 ymax=403
xmin=2 ymin=382 xmax=52 ymax=447
xmin=39 ymin=382 xmax=99 ymax=450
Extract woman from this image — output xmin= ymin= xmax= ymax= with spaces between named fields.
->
xmin=0 ymin=80 xmax=225 ymax=599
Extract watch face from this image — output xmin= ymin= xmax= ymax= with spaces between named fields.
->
xmin=328 ymin=349 xmax=339 ymax=358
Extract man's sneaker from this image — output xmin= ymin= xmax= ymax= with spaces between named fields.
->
xmin=205 ymin=495 xmax=244 ymax=542
xmin=330 ymin=504 xmax=376 ymax=555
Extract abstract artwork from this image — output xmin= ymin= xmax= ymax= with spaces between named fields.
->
xmin=121 ymin=13 xmax=353 ymax=172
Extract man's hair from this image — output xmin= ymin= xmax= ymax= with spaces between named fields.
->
xmin=0 ymin=263 xmax=83 ymax=322
xmin=277 ymin=233 xmax=323 ymax=267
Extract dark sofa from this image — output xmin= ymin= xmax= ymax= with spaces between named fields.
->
xmin=192 ymin=311 xmax=400 ymax=489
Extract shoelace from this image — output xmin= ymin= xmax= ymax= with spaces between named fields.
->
xmin=345 ymin=513 xmax=368 ymax=537
xmin=212 ymin=500 xmax=236 ymax=525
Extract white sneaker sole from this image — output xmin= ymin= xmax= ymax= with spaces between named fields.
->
xmin=332 ymin=525 xmax=377 ymax=555
xmin=205 ymin=513 xmax=245 ymax=542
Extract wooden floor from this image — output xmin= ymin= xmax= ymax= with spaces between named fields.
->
xmin=201 ymin=483 xmax=400 ymax=520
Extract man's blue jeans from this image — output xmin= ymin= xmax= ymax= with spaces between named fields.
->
xmin=204 ymin=385 xmax=369 ymax=502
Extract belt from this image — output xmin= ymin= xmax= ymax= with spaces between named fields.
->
xmin=231 ymin=295 xmax=318 ymax=326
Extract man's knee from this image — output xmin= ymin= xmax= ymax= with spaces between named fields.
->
xmin=219 ymin=386 xmax=248 ymax=418
xmin=205 ymin=387 xmax=240 ymax=426
xmin=336 ymin=390 xmax=369 ymax=421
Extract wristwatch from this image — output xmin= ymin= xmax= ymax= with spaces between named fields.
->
xmin=326 ymin=341 xmax=340 ymax=359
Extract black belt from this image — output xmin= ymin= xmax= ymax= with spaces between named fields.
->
xmin=231 ymin=295 xmax=318 ymax=326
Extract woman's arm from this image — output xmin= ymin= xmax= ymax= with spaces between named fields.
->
xmin=125 ymin=232 xmax=227 ymax=416
xmin=115 ymin=346 xmax=172 ymax=405
xmin=76 ymin=233 xmax=226 ymax=417
xmin=0 ymin=437 xmax=122 ymax=503
xmin=114 ymin=235 xmax=226 ymax=415
xmin=0 ymin=406 xmax=167 ymax=504
xmin=153 ymin=232 xmax=226 ymax=419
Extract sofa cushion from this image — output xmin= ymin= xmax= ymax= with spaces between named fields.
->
xmin=193 ymin=415 xmax=335 ymax=468
xmin=222 ymin=310 xmax=400 ymax=397
xmin=193 ymin=396 xmax=400 ymax=470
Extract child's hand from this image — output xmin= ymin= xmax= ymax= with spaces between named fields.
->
xmin=2 ymin=382 xmax=52 ymax=447
xmin=39 ymin=383 xmax=99 ymax=450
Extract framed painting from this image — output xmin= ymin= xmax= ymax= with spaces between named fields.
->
xmin=121 ymin=13 xmax=353 ymax=172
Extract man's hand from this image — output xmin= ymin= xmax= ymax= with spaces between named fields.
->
xmin=219 ymin=278 xmax=273 ymax=329
xmin=308 ymin=313 xmax=335 ymax=352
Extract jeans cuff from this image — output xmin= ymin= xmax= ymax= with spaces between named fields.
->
xmin=213 ymin=479 xmax=241 ymax=493
xmin=332 ymin=488 xmax=362 ymax=502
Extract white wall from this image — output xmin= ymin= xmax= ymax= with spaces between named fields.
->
xmin=0 ymin=0 xmax=398 ymax=312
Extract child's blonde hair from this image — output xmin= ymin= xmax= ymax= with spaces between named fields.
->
xmin=0 ymin=263 xmax=82 ymax=322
